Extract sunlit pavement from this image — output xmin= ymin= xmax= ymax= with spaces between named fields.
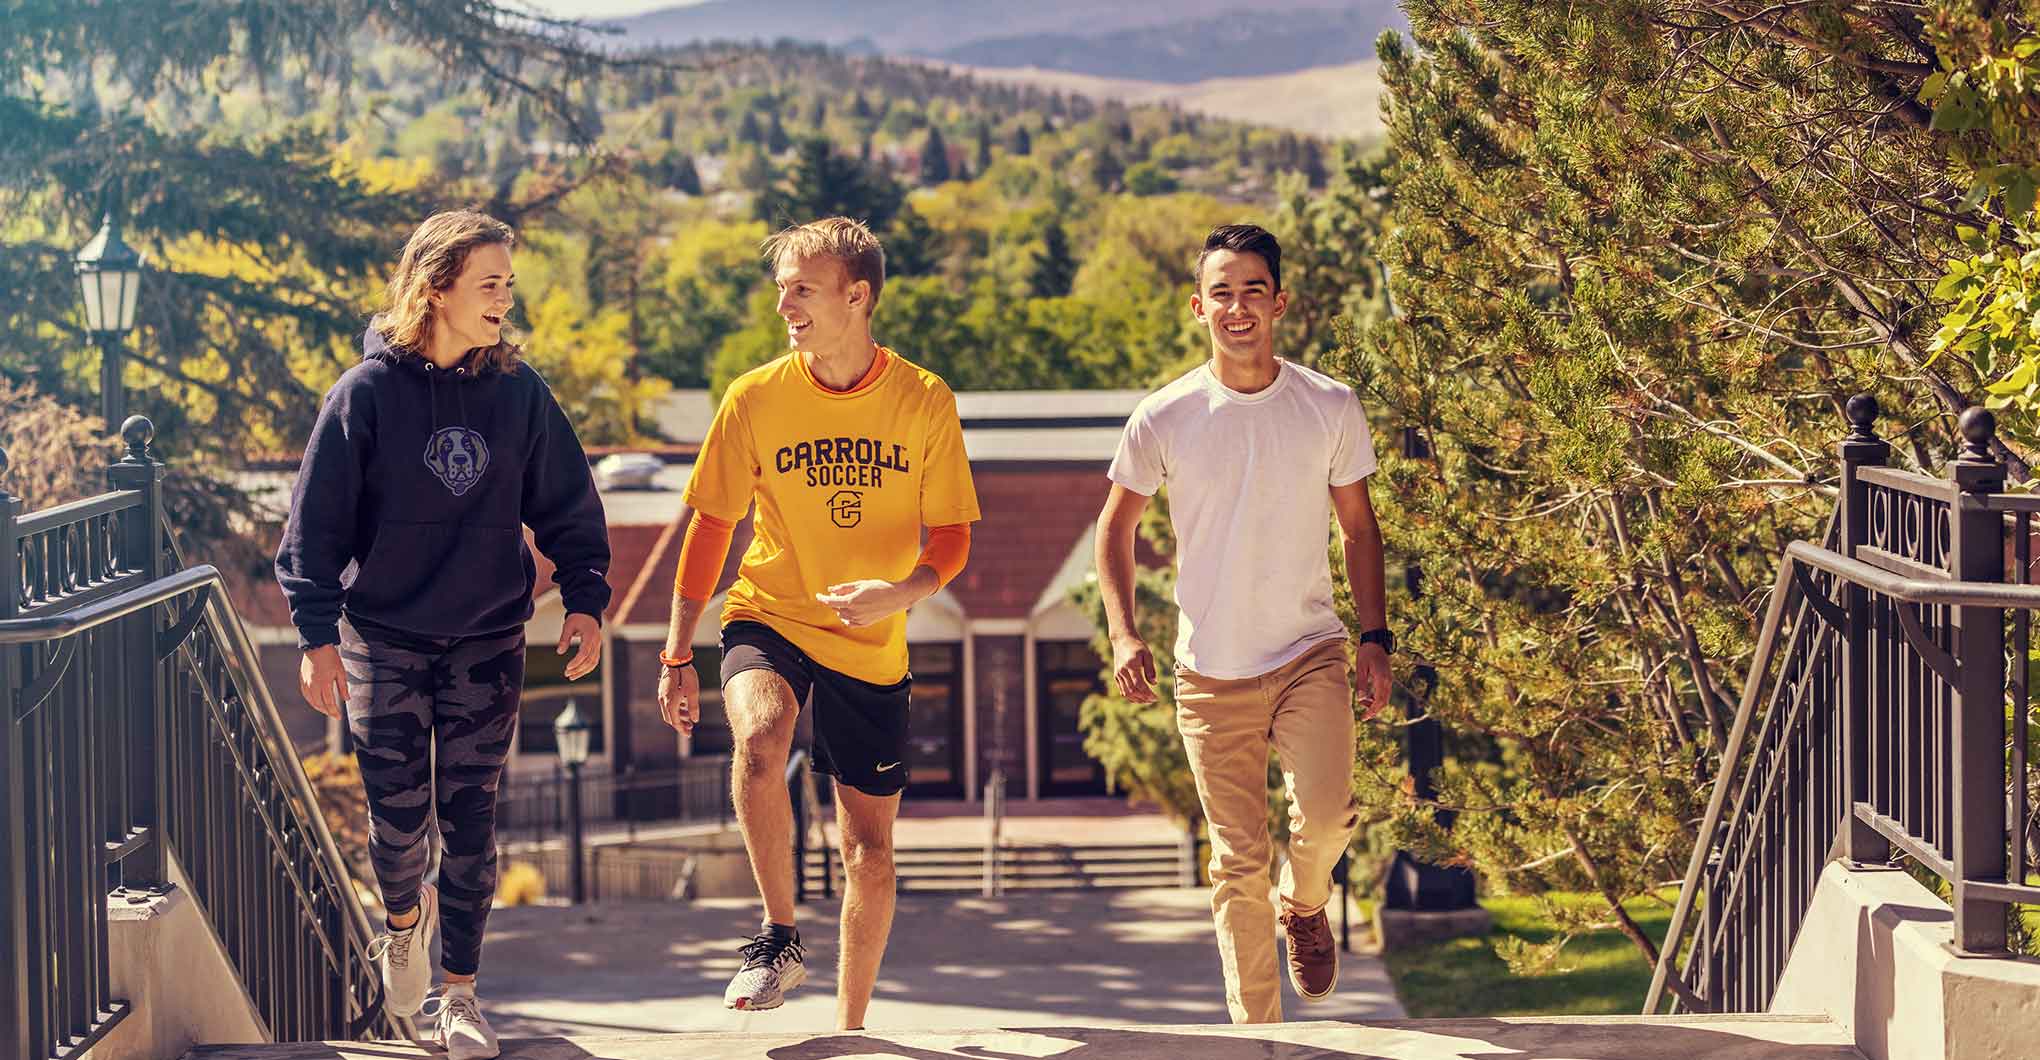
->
xmin=194 ymin=1015 xmax=1864 ymax=1059
xmin=474 ymin=887 xmax=1401 ymax=1036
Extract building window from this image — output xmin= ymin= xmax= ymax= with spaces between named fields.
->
xmin=906 ymin=642 xmax=963 ymax=798
xmin=1036 ymin=639 xmax=1107 ymax=796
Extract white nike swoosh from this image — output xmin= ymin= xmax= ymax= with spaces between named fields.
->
xmin=875 ymin=761 xmax=900 ymax=772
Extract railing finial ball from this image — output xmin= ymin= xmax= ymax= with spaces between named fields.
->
xmin=120 ymin=415 xmax=154 ymax=459
xmin=1958 ymin=406 xmax=1996 ymax=460
xmin=1845 ymin=393 xmax=1879 ymax=435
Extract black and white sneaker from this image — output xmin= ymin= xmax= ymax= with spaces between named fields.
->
xmin=723 ymin=925 xmax=806 ymax=1011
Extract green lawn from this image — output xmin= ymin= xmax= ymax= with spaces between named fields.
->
xmin=1379 ymin=893 xmax=1672 ymax=1018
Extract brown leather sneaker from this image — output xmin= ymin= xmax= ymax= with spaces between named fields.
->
xmin=1279 ymin=908 xmax=1338 ymax=1000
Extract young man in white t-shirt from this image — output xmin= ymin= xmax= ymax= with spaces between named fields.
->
xmin=1094 ymin=223 xmax=1392 ymax=1024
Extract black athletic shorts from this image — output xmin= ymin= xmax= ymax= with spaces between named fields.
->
xmin=719 ymin=620 xmax=913 ymax=797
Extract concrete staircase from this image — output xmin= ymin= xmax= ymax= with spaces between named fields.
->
xmin=185 ymin=1015 xmax=1866 ymax=1058
xmin=804 ymin=840 xmax=1188 ymax=893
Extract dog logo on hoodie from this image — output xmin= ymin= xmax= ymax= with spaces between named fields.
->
xmin=424 ymin=427 xmax=490 ymax=496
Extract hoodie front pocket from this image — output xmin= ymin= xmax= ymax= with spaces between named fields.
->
xmin=347 ymin=521 xmax=525 ymax=628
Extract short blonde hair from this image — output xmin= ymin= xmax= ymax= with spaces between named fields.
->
xmin=371 ymin=210 xmax=521 ymax=374
xmin=762 ymin=217 xmax=886 ymax=312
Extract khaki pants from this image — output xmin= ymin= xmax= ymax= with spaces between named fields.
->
xmin=1175 ymin=638 xmax=1359 ymax=1024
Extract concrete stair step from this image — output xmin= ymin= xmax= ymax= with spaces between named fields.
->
xmin=184 ymin=1014 xmax=1866 ymax=1059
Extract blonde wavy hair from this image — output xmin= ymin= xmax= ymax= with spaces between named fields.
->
xmin=370 ymin=210 xmax=522 ymax=374
xmin=762 ymin=216 xmax=887 ymax=312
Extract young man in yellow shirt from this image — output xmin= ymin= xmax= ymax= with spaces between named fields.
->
xmin=657 ymin=217 xmax=980 ymax=1029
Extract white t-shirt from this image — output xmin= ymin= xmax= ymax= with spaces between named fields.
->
xmin=1108 ymin=358 xmax=1377 ymax=679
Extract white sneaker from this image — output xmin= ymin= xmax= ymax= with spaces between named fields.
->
xmin=425 ymin=983 xmax=500 ymax=1060
xmin=368 ymin=883 xmax=437 ymax=1018
xmin=723 ymin=925 xmax=807 ymax=1011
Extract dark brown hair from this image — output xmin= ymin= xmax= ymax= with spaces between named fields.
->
xmin=1196 ymin=223 xmax=1283 ymax=292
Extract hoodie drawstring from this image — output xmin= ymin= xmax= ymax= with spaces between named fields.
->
xmin=426 ymin=366 xmax=442 ymax=437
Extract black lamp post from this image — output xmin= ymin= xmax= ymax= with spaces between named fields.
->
xmin=73 ymin=213 xmax=145 ymax=429
xmin=553 ymin=700 xmax=591 ymax=905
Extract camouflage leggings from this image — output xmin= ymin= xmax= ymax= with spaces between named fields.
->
xmin=341 ymin=619 xmax=524 ymax=978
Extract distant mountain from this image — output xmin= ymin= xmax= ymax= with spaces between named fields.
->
xmin=603 ymin=1 xmax=1402 ymax=76
xmin=945 ymin=60 xmax=1388 ymax=140
xmin=924 ymin=8 xmax=1397 ymax=83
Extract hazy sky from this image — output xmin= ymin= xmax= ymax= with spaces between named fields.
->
xmin=526 ymin=0 xmax=706 ymax=18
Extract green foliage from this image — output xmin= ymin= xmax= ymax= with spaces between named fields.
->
xmin=520 ymin=286 xmax=668 ymax=446
xmin=1385 ymin=893 xmax=1672 ymax=1018
xmin=1029 ymin=221 xmax=1078 ymax=298
xmin=755 ymin=137 xmax=904 ymax=231
xmin=1123 ymin=160 xmax=1179 ymax=196
xmin=1923 ymin=19 xmax=2040 ymax=459
xmin=920 ymin=126 xmax=952 ymax=185
xmin=1068 ymin=500 xmax=1202 ymax=825
xmin=0 ymin=0 xmax=639 ymax=458
xmin=1341 ymin=1 xmax=2038 ymax=974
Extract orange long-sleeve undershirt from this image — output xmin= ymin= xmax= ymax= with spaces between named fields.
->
xmin=674 ymin=513 xmax=972 ymax=602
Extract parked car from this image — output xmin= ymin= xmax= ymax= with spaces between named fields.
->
xmin=594 ymin=452 xmax=665 ymax=491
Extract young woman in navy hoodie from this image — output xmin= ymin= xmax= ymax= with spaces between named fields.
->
xmin=275 ymin=211 xmax=609 ymax=1058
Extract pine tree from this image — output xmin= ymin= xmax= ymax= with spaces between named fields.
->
xmin=919 ymin=125 xmax=951 ymax=185
xmin=1300 ymin=139 xmax=1327 ymax=189
xmin=1089 ymin=146 xmax=1123 ymax=192
xmin=1028 ymin=220 xmax=1077 ymax=298
xmin=975 ymin=121 xmax=993 ymax=173
xmin=737 ymin=109 xmax=763 ymax=144
xmin=1009 ymin=122 xmax=1032 ymax=157
xmin=662 ymin=149 xmax=702 ymax=195
xmin=767 ymin=111 xmax=791 ymax=153
xmin=1332 ymin=2 xmax=2039 ymax=972
xmin=756 ymin=137 xmax=903 ymax=230
xmin=885 ymin=203 xmax=941 ymax=278
xmin=0 ymin=0 xmax=633 ymax=456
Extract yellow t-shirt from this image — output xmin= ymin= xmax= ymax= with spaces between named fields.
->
xmin=684 ymin=348 xmax=981 ymax=684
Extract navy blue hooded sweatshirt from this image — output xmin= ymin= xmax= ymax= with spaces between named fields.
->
xmin=274 ymin=327 xmax=611 ymax=649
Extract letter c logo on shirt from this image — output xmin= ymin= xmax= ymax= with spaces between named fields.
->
xmin=828 ymin=489 xmax=863 ymax=528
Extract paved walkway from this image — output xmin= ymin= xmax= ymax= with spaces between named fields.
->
xmin=473 ymin=887 xmax=1400 ymax=1037
xmin=195 ymin=1015 xmax=1864 ymax=1059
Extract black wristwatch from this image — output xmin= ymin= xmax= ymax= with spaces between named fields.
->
xmin=1357 ymin=627 xmax=1395 ymax=655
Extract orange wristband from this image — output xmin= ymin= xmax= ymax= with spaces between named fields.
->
xmin=659 ymin=650 xmax=693 ymax=667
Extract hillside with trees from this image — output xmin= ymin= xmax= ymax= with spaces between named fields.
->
xmin=3 ymin=25 xmax=1374 ymax=461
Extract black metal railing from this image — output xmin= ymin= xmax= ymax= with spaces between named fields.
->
xmin=0 ymin=420 xmax=410 ymax=1059
xmin=1647 ymin=397 xmax=2040 ymax=1014
xmin=496 ymin=756 xmax=734 ymax=845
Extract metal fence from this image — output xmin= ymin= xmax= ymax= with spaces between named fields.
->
xmin=0 ymin=421 xmax=408 ymax=1059
xmin=495 ymin=755 xmax=734 ymax=845
xmin=1648 ymin=398 xmax=2040 ymax=1014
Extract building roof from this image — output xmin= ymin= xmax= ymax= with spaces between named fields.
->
xmin=651 ymin=387 xmax=1153 ymax=447
xmin=530 ymin=522 xmax=670 ymax=623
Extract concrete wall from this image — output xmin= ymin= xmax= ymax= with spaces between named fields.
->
xmin=86 ymin=852 xmax=267 ymax=1060
xmin=1771 ymin=861 xmax=2040 ymax=1060
xmin=504 ymin=825 xmax=755 ymax=901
